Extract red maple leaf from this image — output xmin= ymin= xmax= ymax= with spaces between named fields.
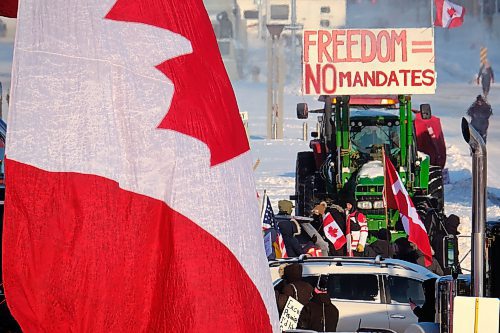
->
xmin=447 ymin=7 xmax=457 ymax=17
xmin=105 ymin=0 xmax=249 ymax=166
xmin=327 ymin=227 xmax=339 ymax=239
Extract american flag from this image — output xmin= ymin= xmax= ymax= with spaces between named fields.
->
xmin=261 ymin=194 xmax=276 ymax=230
xmin=261 ymin=193 xmax=287 ymax=258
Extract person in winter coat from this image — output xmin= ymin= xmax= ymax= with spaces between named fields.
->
xmin=477 ymin=60 xmax=494 ymax=99
xmin=410 ymin=278 xmax=437 ymax=323
xmin=345 ymin=198 xmax=368 ymax=256
xmin=395 ymin=237 xmax=443 ymax=275
xmin=298 ymin=275 xmax=339 ymax=332
xmin=364 ymin=228 xmax=394 ymax=258
xmin=280 ymin=263 xmax=314 ymax=308
xmin=311 ymin=202 xmax=347 ymax=256
xmin=215 ymin=11 xmax=233 ymax=39
xmin=467 ymin=95 xmax=493 ymax=143
xmin=278 ymin=218 xmax=305 ymax=257
xmin=432 ymin=214 xmax=461 ymax=275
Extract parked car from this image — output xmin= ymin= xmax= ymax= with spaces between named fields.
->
xmin=270 ymin=256 xmax=438 ymax=333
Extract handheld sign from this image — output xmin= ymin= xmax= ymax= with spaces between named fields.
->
xmin=303 ymin=28 xmax=436 ymax=95
xmin=279 ymin=296 xmax=304 ymax=331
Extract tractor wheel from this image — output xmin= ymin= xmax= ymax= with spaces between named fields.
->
xmin=295 ymin=152 xmax=316 ymax=216
xmin=302 ymin=174 xmax=317 ymax=217
xmin=428 ymin=166 xmax=445 ymax=213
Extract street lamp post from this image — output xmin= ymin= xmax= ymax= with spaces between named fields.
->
xmin=266 ymin=24 xmax=285 ymax=140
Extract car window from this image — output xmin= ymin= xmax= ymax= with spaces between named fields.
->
xmin=387 ymin=276 xmax=425 ymax=305
xmin=327 ymin=274 xmax=380 ymax=302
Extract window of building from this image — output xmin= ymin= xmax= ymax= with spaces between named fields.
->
xmin=320 ymin=6 xmax=331 ymax=14
xmin=320 ymin=19 xmax=330 ymax=28
xmin=270 ymin=5 xmax=289 ymax=20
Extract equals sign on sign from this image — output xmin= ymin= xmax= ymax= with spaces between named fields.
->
xmin=411 ymin=41 xmax=433 ymax=53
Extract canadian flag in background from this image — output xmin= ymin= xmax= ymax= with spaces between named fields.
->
xmin=434 ymin=0 xmax=466 ymax=28
xmin=323 ymin=213 xmax=346 ymax=251
xmin=383 ymin=154 xmax=433 ymax=267
xmin=2 ymin=0 xmax=279 ymax=332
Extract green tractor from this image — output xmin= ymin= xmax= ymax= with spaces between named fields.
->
xmin=292 ymin=95 xmax=444 ymax=239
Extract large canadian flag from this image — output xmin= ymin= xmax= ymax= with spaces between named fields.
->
xmin=2 ymin=1 xmax=279 ymax=332
xmin=383 ymin=154 xmax=433 ymax=267
xmin=434 ymin=0 xmax=466 ymax=28
xmin=323 ymin=212 xmax=346 ymax=251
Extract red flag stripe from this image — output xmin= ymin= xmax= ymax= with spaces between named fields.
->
xmin=3 ymin=161 xmax=273 ymax=332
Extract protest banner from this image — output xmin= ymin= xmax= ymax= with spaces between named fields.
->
xmin=303 ymin=28 xmax=435 ymax=95
xmin=279 ymin=296 xmax=304 ymax=331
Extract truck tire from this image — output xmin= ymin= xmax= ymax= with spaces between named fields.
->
xmin=295 ymin=152 xmax=316 ymax=216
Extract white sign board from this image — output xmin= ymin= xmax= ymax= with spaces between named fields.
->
xmin=303 ymin=28 xmax=436 ymax=95
xmin=453 ymin=296 xmax=500 ymax=333
xmin=279 ymin=296 xmax=304 ymax=331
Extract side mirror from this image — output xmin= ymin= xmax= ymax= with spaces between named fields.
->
xmin=420 ymin=103 xmax=432 ymax=120
xmin=443 ymin=235 xmax=459 ymax=269
xmin=311 ymin=131 xmax=318 ymax=138
xmin=297 ymin=103 xmax=309 ymax=119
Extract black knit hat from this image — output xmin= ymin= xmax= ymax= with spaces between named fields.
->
xmin=315 ymin=274 xmax=328 ymax=293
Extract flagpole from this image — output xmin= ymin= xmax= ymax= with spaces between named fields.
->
xmin=261 ymin=189 xmax=267 ymax=223
xmin=382 ymin=149 xmax=391 ymax=256
xmin=430 ymin=0 xmax=434 ymax=27
xmin=382 ymin=150 xmax=389 ymax=230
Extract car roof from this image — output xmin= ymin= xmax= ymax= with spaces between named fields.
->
xmin=269 ymin=256 xmax=438 ymax=282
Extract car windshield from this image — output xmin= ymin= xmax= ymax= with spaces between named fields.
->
xmin=350 ymin=123 xmax=400 ymax=156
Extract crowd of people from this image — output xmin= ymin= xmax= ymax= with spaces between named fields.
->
xmin=268 ymin=199 xmax=461 ymax=277
xmin=275 ymin=263 xmax=339 ymax=331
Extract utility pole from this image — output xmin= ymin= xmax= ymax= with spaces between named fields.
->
xmin=290 ymin=0 xmax=297 ymax=74
xmin=285 ymin=0 xmax=303 ymax=78
xmin=266 ymin=24 xmax=285 ymax=139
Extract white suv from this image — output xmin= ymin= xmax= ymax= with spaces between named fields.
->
xmin=270 ymin=256 xmax=438 ymax=333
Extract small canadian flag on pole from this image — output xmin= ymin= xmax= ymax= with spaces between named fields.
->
xmin=323 ymin=212 xmax=347 ymax=250
xmin=434 ymin=0 xmax=466 ymax=28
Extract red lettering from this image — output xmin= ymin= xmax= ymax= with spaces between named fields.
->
xmin=304 ymin=63 xmax=321 ymax=94
xmin=338 ymin=72 xmax=351 ymax=87
xmin=376 ymin=71 xmax=388 ymax=86
xmin=303 ymin=31 xmax=317 ymax=63
xmin=387 ymin=71 xmax=399 ymax=86
xmin=399 ymin=69 xmax=411 ymax=86
xmin=353 ymin=71 xmax=364 ymax=86
xmin=346 ymin=30 xmax=360 ymax=62
xmin=364 ymin=71 xmax=376 ymax=87
xmin=422 ymin=69 xmax=435 ymax=86
xmin=411 ymin=70 xmax=422 ymax=86
xmin=332 ymin=30 xmax=346 ymax=62
xmin=318 ymin=30 xmax=333 ymax=63
xmin=322 ymin=64 xmax=337 ymax=94
xmin=377 ymin=30 xmax=391 ymax=63
xmin=361 ymin=30 xmax=376 ymax=63
xmin=392 ymin=30 xmax=407 ymax=62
